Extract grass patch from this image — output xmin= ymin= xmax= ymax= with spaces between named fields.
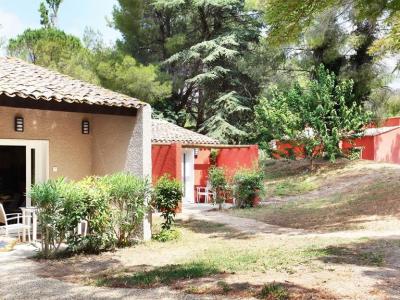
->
xmin=259 ymin=282 xmax=289 ymax=300
xmin=152 ymin=228 xmax=181 ymax=242
xmin=273 ymin=179 xmax=317 ymax=196
xmin=97 ymin=261 xmax=220 ymax=288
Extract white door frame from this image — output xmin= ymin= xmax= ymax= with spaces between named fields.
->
xmin=0 ymin=139 xmax=49 ymax=207
xmin=181 ymin=148 xmax=195 ymax=204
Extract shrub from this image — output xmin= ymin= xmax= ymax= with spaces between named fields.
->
xmin=208 ymin=166 xmax=229 ymax=210
xmin=259 ymin=282 xmax=289 ymax=300
xmin=153 ymin=228 xmax=181 ymax=242
xmin=30 ymin=178 xmax=87 ymax=258
xmin=101 ymin=173 xmax=152 ymax=247
xmin=68 ymin=177 xmax=114 ymax=254
xmin=233 ymin=168 xmax=265 ymax=208
xmin=209 ymin=149 xmax=219 ymax=166
xmin=31 ymin=173 xmax=151 ymax=257
xmin=153 ymin=175 xmax=182 ymax=230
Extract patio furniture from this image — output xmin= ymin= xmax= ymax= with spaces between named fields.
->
xmin=196 ymin=182 xmax=215 ymax=203
xmin=20 ymin=207 xmax=38 ymax=242
xmin=0 ymin=203 xmax=31 ymax=242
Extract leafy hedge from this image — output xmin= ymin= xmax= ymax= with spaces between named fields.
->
xmin=30 ymin=173 xmax=151 ymax=258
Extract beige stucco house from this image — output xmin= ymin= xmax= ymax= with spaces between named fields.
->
xmin=0 ymin=57 xmax=152 ymax=239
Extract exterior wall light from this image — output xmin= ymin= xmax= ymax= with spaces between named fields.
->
xmin=82 ymin=120 xmax=90 ymax=134
xmin=194 ymin=148 xmax=199 ymax=158
xmin=15 ymin=116 xmax=24 ymax=132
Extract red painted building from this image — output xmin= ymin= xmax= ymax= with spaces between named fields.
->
xmin=151 ymin=119 xmax=259 ymax=211
xmin=273 ymin=116 xmax=400 ymax=165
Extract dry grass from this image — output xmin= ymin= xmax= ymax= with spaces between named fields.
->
xmin=231 ymin=159 xmax=400 ymax=232
xmin=35 ymin=214 xmax=400 ymax=299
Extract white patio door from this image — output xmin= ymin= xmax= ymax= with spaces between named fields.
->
xmin=0 ymin=139 xmax=49 ymax=207
xmin=181 ymin=149 xmax=195 ymax=204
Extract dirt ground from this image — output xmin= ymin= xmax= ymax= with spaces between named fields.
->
xmin=35 ymin=159 xmax=400 ymax=299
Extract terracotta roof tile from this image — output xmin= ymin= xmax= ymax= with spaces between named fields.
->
xmin=152 ymin=119 xmax=219 ymax=145
xmin=0 ymin=57 xmax=146 ymax=109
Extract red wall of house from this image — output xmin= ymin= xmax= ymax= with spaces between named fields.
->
xmin=152 ymin=143 xmax=183 ymax=212
xmin=152 ymin=143 xmax=182 ymax=183
xmin=194 ymin=146 xmax=259 ymax=202
xmin=342 ymin=136 xmax=375 ymax=160
xmin=374 ymin=128 xmax=400 ymax=164
xmin=152 ymin=144 xmax=259 ymax=206
xmin=382 ymin=117 xmax=400 ymax=127
xmin=216 ymin=145 xmax=259 ymax=178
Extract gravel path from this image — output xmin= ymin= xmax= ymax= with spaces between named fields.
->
xmin=181 ymin=204 xmax=400 ymax=239
xmin=0 ymin=244 xmax=216 ymax=300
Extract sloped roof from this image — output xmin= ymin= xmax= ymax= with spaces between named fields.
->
xmin=363 ymin=126 xmax=400 ymax=136
xmin=0 ymin=56 xmax=145 ymax=109
xmin=152 ymin=119 xmax=220 ymax=145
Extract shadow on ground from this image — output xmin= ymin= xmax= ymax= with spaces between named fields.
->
xmin=176 ymin=218 xmax=255 ymax=240
xmin=317 ymin=237 xmax=400 ymax=298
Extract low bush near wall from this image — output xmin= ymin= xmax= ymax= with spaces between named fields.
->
xmin=232 ymin=168 xmax=265 ymax=208
xmin=208 ymin=167 xmax=230 ymax=210
xmin=101 ymin=173 xmax=152 ymax=247
xmin=30 ymin=173 xmax=151 ymax=258
xmin=153 ymin=175 xmax=182 ymax=231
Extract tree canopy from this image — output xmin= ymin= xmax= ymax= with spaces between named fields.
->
xmin=5 ymin=0 xmax=400 ymax=147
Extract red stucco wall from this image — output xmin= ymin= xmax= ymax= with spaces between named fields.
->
xmin=152 ymin=144 xmax=259 ymax=206
xmin=382 ymin=117 xmax=400 ymax=127
xmin=194 ymin=146 xmax=259 ymax=202
xmin=216 ymin=145 xmax=259 ymax=178
xmin=152 ymin=143 xmax=182 ymax=183
xmin=374 ymin=128 xmax=400 ymax=164
xmin=152 ymin=143 xmax=183 ymax=212
xmin=342 ymin=136 xmax=375 ymax=160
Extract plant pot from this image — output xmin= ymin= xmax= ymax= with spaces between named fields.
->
xmin=252 ymin=189 xmax=261 ymax=207
xmin=252 ymin=194 xmax=261 ymax=207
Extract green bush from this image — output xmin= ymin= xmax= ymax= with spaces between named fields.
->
xmin=101 ymin=172 xmax=152 ymax=247
xmin=259 ymin=282 xmax=289 ymax=300
xmin=68 ymin=177 xmax=114 ymax=254
xmin=30 ymin=178 xmax=87 ymax=258
xmin=152 ymin=228 xmax=181 ymax=242
xmin=208 ymin=166 xmax=229 ymax=210
xmin=232 ymin=168 xmax=265 ymax=208
xmin=31 ymin=172 xmax=151 ymax=257
xmin=153 ymin=175 xmax=182 ymax=230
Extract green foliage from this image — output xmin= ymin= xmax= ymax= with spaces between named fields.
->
xmin=30 ymin=173 xmax=151 ymax=257
xmin=113 ymin=0 xmax=262 ymax=142
xmin=232 ymin=168 xmax=265 ymax=208
xmin=8 ymin=27 xmax=171 ymax=105
xmin=208 ymin=167 xmax=229 ymax=210
xmin=30 ymin=178 xmax=88 ymax=257
xmin=101 ymin=173 xmax=151 ymax=247
xmin=255 ymin=65 xmax=371 ymax=165
xmin=153 ymin=175 xmax=183 ymax=230
xmin=97 ymin=262 xmax=220 ymax=288
xmin=39 ymin=0 xmax=63 ymax=28
xmin=152 ymin=228 xmax=181 ymax=242
xmin=96 ymin=54 xmax=171 ymax=104
xmin=209 ymin=149 xmax=219 ymax=166
xmin=259 ymin=282 xmax=289 ymax=300
xmin=8 ymin=28 xmax=82 ymax=65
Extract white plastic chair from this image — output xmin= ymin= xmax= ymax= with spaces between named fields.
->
xmin=196 ymin=182 xmax=215 ymax=203
xmin=0 ymin=203 xmax=31 ymax=242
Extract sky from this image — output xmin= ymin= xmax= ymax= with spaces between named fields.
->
xmin=0 ymin=0 xmax=121 ymax=45
xmin=1 ymin=0 xmax=400 ymax=89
